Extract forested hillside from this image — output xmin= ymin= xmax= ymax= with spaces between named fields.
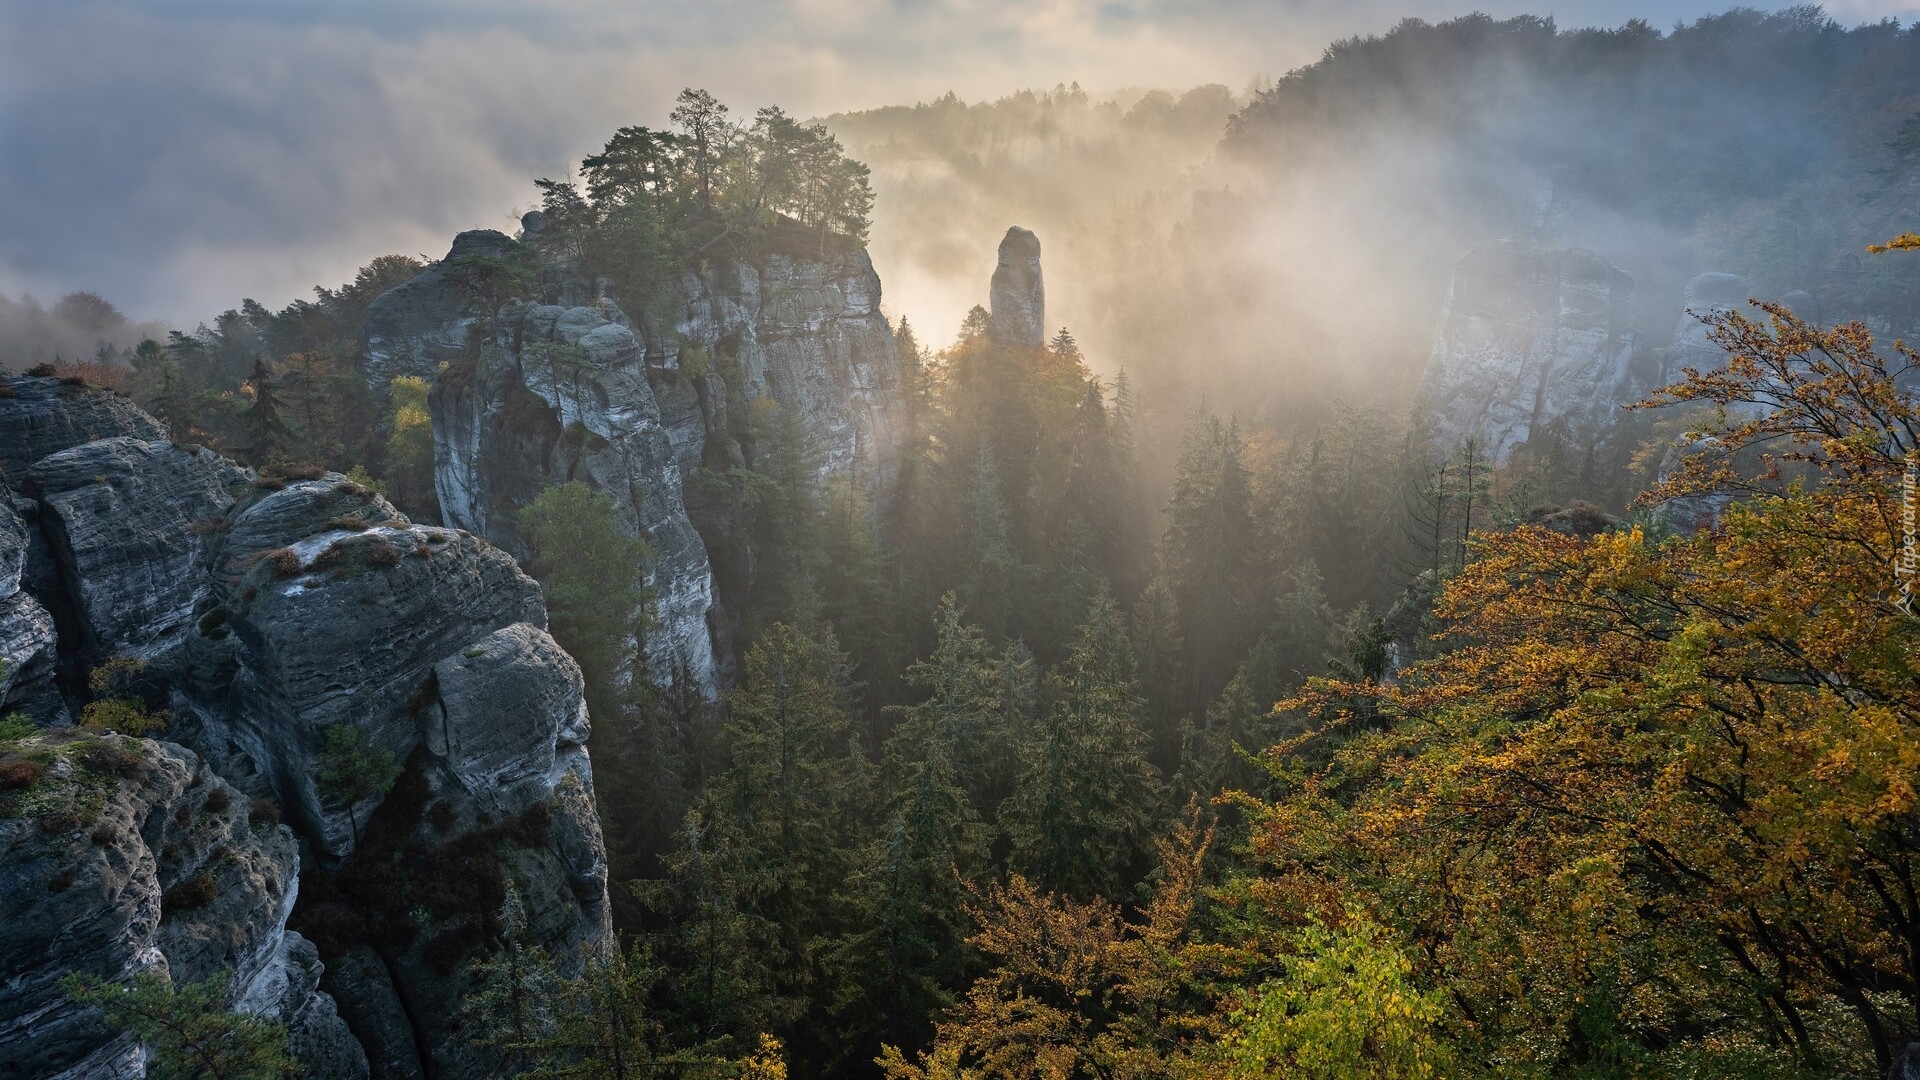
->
xmin=10 ymin=7 xmax=1920 ymax=1080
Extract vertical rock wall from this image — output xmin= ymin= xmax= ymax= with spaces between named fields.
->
xmin=404 ymin=220 xmax=907 ymax=699
xmin=0 ymin=376 xmax=614 ymax=1080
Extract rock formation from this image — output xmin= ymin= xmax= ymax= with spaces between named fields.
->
xmin=0 ymin=733 xmax=365 ymax=1079
xmin=989 ymin=226 xmax=1045 ymax=348
xmin=1420 ymin=240 xmax=1637 ymax=461
xmin=362 ymin=230 xmax=517 ymax=384
xmin=0 ymin=375 xmax=612 ymax=1080
xmin=1 ymin=495 xmax=62 ymax=723
xmin=400 ymin=216 xmax=906 ymax=696
xmin=1661 ymin=271 xmax=1752 ymax=385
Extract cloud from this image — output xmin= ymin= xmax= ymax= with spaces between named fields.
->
xmin=4 ymin=0 xmax=1917 ymax=325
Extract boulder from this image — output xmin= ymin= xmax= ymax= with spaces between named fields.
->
xmin=428 ymin=622 xmax=590 ymax=816
xmin=362 ymin=230 xmax=516 ymax=383
xmin=0 ymin=378 xmax=167 ymax=489
xmin=0 ymin=733 xmax=363 ymax=1080
xmin=220 ymin=521 xmax=541 ymax=857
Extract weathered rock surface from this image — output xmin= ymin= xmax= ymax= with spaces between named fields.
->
xmin=28 ymin=439 xmax=248 ymax=663
xmin=428 ymin=623 xmax=590 ymax=817
xmin=1421 ymin=240 xmax=1638 ymax=461
xmin=432 ymin=293 xmax=720 ymax=695
xmin=0 ymin=376 xmax=614 ymax=1080
xmin=990 ymin=226 xmax=1045 ymax=348
xmin=1662 ymin=271 xmax=1752 ymax=384
xmin=0 ymin=733 xmax=364 ymax=1080
xmin=362 ymin=230 xmax=516 ymax=384
xmin=201 ymin=504 xmax=542 ymax=856
xmin=416 ymin=221 xmax=907 ymax=697
xmin=0 ymin=497 xmax=62 ymax=722
xmin=0 ymin=378 xmax=167 ymax=489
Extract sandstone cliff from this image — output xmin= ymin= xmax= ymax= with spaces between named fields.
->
xmin=370 ymin=217 xmax=906 ymax=697
xmin=1420 ymin=240 xmax=1638 ymax=462
xmin=989 ymin=226 xmax=1045 ymax=349
xmin=0 ymin=375 xmax=613 ymax=1080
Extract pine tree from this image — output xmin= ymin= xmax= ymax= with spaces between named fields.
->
xmin=1001 ymin=587 xmax=1161 ymax=901
xmin=1130 ymin=576 xmax=1186 ymax=774
xmin=653 ymin=623 xmax=869 ymax=1047
xmin=746 ymin=398 xmax=825 ymax=631
xmin=818 ymin=475 xmax=896 ymax=738
xmin=240 ymin=357 xmax=291 ymax=466
xmin=887 ymin=595 xmax=1004 ymax=807
xmin=63 ymin=972 xmax=295 ymax=1080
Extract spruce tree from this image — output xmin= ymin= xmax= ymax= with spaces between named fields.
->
xmin=1001 ymin=587 xmax=1161 ymax=901
xmin=1161 ymin=414 xmax=1262 ymax=711
xmin=959 ymin=447 xmax=1020 ymax=643
xmin=240 ymin=357 xmax=291 ymax=465
xmin=652 ymin=623 xmax=869 ymax=1048
xmin=63 ymin=972 xmax=294 ymax=1080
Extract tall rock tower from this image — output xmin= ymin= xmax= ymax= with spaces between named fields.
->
xmin=990 ymin=226 xmax=1045 ymax=348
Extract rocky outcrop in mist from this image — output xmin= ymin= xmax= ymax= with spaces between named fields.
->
xmin=1420 ymin=240 xmax=1638 ymax=462
xmin=0 ymin=375 xmax=611 ymax=1080
xmin=989 ymin=226 xmax=1045 ymax=348
xmin=382 ymin=216 xmax=906 ymax=697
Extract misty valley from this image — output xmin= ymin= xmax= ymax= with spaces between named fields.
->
xmin=10 ymin=7 xmax=1920 ymax=1080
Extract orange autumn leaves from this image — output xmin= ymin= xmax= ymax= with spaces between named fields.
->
xmin=1268 ymin=302 xmax=1920 ymax=1073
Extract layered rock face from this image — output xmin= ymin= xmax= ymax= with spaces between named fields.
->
xmin=1 ymin=495 xmax=61 ymax=723
xmin=1420 ymin=240 xmax=1637 ymax=461
xmin=989 ymin=226 xmax=1045 ymax=348
xmin=413 ymin=219 xmax=906 ymax=697
xmin=0 ymin=376 xmax=613 ymax=1080
xmin=362 ymin=230 xmax=516 ymax=384
xmin=0 ymin=734 xmax=364 ymax=1080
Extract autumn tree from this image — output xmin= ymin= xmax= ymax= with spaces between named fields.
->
xmin=1263 ymin=299 xmax=1920 ymax=1075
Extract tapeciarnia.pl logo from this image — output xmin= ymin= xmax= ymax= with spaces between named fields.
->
xmin=1900 ymin=449 xmax=1918 ymax=616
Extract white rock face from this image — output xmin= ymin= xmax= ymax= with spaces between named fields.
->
xmin=1421 ymin=240 xmax=1637 ymax=462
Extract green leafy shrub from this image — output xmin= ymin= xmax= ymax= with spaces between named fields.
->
xmin=0 ymin=713 xmax=35 ymax=742
xmin=79 ymin=697 xmax=167 ymax=737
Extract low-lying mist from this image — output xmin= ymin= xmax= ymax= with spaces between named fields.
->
xmin=836 ymin=8 xmax=1920 ymax=465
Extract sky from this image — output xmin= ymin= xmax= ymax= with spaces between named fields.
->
xmin=3 ymin=0 xmax=1919 ymax=327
